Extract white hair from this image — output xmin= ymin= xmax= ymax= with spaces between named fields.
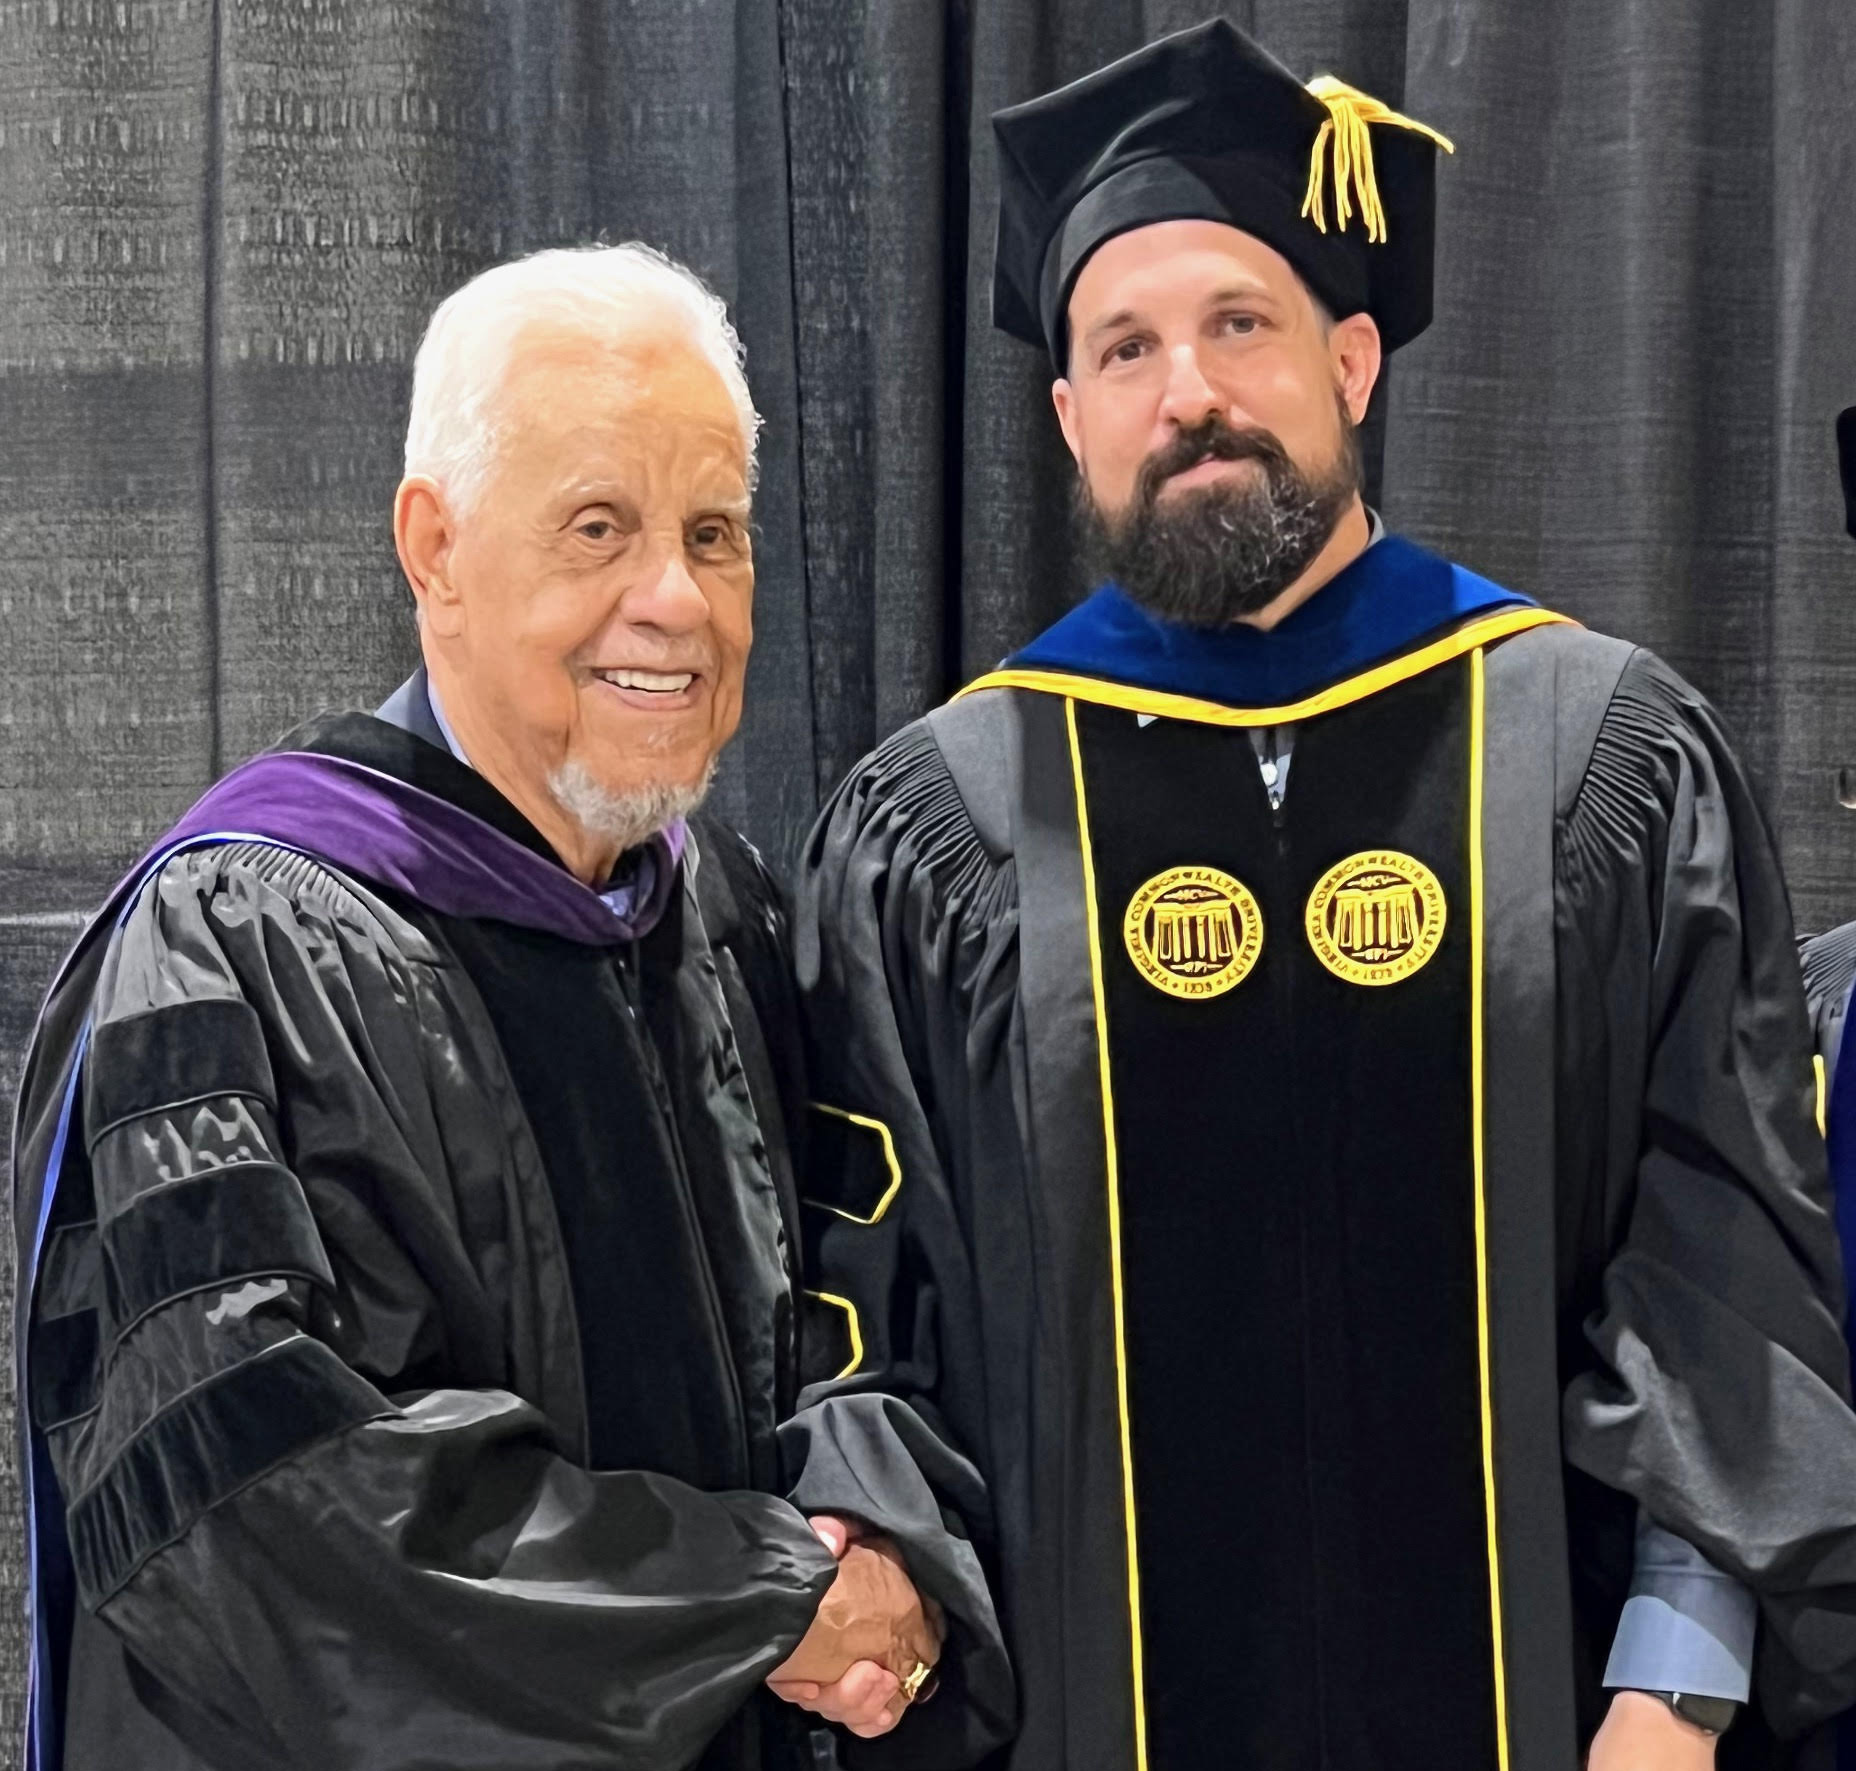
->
xmin=403 ymin=243 xmax=761 ymax=511
xmin=548 ymin=757 xmax=716 ymax=856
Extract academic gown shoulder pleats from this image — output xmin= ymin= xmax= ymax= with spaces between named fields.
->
xmin=795 ymin=543 xmax=1856 ymax=1771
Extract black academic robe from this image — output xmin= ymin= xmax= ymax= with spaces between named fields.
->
xmin=12 ymin=703 xmax=1012 ymax=1771
xmin=796 ymin=603 xmax=1856 ymax=1771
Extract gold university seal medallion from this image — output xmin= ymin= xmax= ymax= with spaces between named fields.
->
xmin=1304 ymin=850 xmax=1447 ymax=986
xmin=1122 ymin=866 xmax=1264 ymax=1000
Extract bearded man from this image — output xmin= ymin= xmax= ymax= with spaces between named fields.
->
xmin=13 ymin=245 xmax=1011 ymax=1770
xmin=795 ymin=21 xmax=1856 ymax=1771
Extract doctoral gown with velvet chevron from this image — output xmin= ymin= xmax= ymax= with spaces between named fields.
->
xmin=12 ymin=701 xmax=1013 ymax=1771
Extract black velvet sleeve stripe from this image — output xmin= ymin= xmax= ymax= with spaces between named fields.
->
xmin=29 ymin=1308 xmax=99 ymax=1430
xmin=37 ymin=1219 xmax=101 ymax=1321
xmin=86 ymin=997 xmax=277 ymax=1146
xmin=101 ymin=1163 xmax=335 ymax=1339
xmin=67 ymin=1334 xmax=389 ymax=1608
xmin=31 ymin=1219 xmax=104 ymax=1428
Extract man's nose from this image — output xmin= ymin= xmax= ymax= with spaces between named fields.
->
xmin=1156 ymin=344 xmax=1223 ymax=428
xmin=622 ymin=544 xmax=711 ymax=633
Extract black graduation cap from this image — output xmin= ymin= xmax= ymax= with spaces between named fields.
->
xmin=1839 ymin=407 xmax=1856 ymax=541
xmin=992 ymin=17 xmax=1454 ymax=370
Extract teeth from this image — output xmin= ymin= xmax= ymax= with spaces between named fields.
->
xmin=600 ymin=669 xmax=695 ymax=693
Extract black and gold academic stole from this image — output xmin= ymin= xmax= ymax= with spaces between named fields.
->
xmin=1066 ymin=655 xmax=1503 ymax=1771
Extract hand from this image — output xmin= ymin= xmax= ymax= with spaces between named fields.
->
xmin=1587 ymin=1692 xmax=1718 ymax=1771
xmin=770 ymin=1656 xmax=912 ymax=1739
xmin=808 ymin=1514 xmax=859 ymax=1561
xmin=767 ymin=1516 xmax=944 ymax=1739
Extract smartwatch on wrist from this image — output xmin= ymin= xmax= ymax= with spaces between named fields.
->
xmin=1645 ymin=1691 xmax=1740 ymax=1736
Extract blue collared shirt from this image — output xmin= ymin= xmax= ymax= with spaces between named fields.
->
xmin=1606 ymin=1514 xmax=1756 ymax=1700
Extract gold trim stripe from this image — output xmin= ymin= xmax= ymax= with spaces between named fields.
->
xmin=956 ymin=606 xmax=1571 ymax=728
xmin=1816 ymin=1053 xmax=1829 ymax=1139
xmin=805 ymin=1290 xmax=866 ymax=1381
xmin=1469 ymin=647 xmax=1511 ymax=1771
xmin=803 ymin=1103 xmax=904 ymax=1225
xmin=1065 ymin=696 xmax=1149 ymax=1771
xmin=1064 ymin=651 xmax=1511 ymax=1768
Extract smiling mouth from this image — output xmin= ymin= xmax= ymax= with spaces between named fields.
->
xmin=593 ymin=668 xmax=698 ymax=695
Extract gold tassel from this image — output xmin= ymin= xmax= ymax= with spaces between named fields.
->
xmin=1301 ymin=75 xmax=1455 ymax=243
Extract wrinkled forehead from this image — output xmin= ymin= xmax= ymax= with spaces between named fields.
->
xmin=497 ymin=318 xmax=747 ymax=465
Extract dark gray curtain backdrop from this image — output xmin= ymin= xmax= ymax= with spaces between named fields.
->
xmin=2 ymin=0 xmax=1854 ymax=1734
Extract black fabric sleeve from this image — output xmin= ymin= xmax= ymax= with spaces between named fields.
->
xmin=790 ymin=723 xmax=1018 ymax=1768
xmin=1555 ymin=651 xmax=1856 ymax=1735
xmin=691 ymin=816 xmax=813 ymax=1157
xmin=38 ymin=845 xmax=837 ymax=1771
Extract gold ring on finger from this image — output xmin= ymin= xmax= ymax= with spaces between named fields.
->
xmin=900 ymin=1661 xmax=935 ymax=1703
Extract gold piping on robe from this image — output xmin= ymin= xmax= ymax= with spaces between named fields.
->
xmin=1066 ymin=696 xmax=1149 ymax=1771
xmin=1059 ymin=650 xmax=1511 ymax=1771
xmin=1468 ymin=646 xmax=1512 ymax=1771
xmin=803 ymin=1103 xmax=904 ymax=1225
xmin=956 ymin=608 xmax=1572 ymax=727
xmin=805 ymin=1291 xmax=865 ymax=1381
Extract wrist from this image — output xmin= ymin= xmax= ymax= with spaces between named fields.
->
xmin=1625 ymin=1688 xmax=1739 ymax=1738
xmin=1598 ymin=1689 xmax=1723 ymax=1763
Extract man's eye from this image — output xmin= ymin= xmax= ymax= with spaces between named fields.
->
xmin=690 ymin=520 xmax=741 ymax=553
xmin=1105 ymin=338 xmax=1146 ymax=366
xmin=1221 ymin=313 xmax=1261 ymax=335
xmin=577 ymin=520 xmax=614 ymax=541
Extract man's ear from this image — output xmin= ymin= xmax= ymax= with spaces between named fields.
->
xmin=394 ymin=477 xmax=465 ymax=639
xmin=1051 ymin=377 xmax=1086 ymax=468
xmin=1330 ymin=313 xmax=1383 ymax=426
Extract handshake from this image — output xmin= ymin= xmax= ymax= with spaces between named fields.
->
xmin=766 ymin=1515 xmax=946 ymax=1740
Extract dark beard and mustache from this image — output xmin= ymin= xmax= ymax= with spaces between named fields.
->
xmin=1074 ymin=402 xmax=1364 ymax=626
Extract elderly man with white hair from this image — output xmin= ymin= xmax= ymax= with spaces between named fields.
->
xmin=12 ymin=245 xmax=1012 ymax=1771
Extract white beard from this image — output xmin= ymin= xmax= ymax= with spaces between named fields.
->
xmin=546 ymin=757 xmax=715 ymax=856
